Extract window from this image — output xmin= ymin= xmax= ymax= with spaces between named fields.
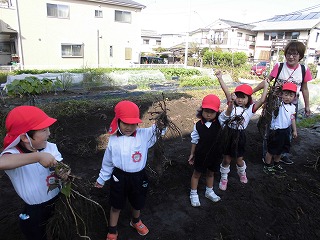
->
xmin=245 ymin=34 xmax=255 ymax=41
xmin=110 ymin=46 xmax=113 ymax=57
xmin=115 ymin=10 xmax=131 ymax=23
xmin=0 ymin=0 xmax=13 ymax=8
xmin=292 ymin=32 xmax=299 ymax=39
xmin=270 ymin=32 xmax=277 ymax=40
xmin=316 ymin=33 xmax=319 ymax=43
xmin=47 ymin=3 xmax=70 ymax=19
xmin=95 ymin=10 xmax=103 ymax=18
xmin=143 ymin=39 xmax=149 ymax=45
xmin=214 ymin=31 xmax=224 ymax=44
xmin=125 ymin=48 xmax=132 ymax=60
xmin=0 ymin=42 xmax=11 ymax=53
xmin=237 ymin=32 xmax=243 ymax=37
xmin=156 ymin=40 xmax=161 ymax=45
xmin=61 ymin=44 xmax=83 ymax=57
xmin=264 ymin=32 xmax=271 ymax=40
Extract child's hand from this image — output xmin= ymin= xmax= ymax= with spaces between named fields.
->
xmin=292 ymin=131 xmax=298 ymax=139
xmin=188 ymin=155 xmax=195 ymax=165
xmin=231 ymin=92 xmax=237 ymax=101
xmin=38 ymin=152 xmax=58 ymax=168
xmin=94 ymin=182 xmax=103 ymax=188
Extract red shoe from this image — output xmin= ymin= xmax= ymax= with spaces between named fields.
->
xmin=106 ymin=232 xmax=118 ymax=240
xmin=130 ymin=220 xmax=149 ymax=236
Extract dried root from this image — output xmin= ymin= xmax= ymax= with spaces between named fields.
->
xmin=257 ymin=84 xmax=281 ymax=137
xmin=47 ymin=162 xmax=108 ymax=239
xmin=148 ymin=93 xmax=182 ymax=177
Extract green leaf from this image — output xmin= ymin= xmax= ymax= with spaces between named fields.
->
xmin=61 ymin=181 xmax=72 ymax=197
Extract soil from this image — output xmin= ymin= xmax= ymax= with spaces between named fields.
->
xmin=1 ymin=90 xmax=320 ymax=240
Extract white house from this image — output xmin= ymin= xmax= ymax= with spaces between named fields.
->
xmin=140 ymin=29 xmax=161 ymax=54
xmin=165 ymin=19 xmax=256 ymax=59
xmin=252 ymin=12 xmax=320 ymax=64
xmin=0 ymin=0 xmax=145 ymax=70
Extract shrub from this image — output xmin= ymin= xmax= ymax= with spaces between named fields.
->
xmin=6 ymin=77 xmax=54 ymax=97
xmin=179 ymin=76 xmax=219 ymax=87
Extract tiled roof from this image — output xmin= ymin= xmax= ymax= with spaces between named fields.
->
xmin=141 ymin=30 xmax=161 ymax=38
xmin=0 ymin=20 xmax=17 ymax=33
xmin=218 ymin=19 xmax=256 ymax=31
xmin=82 ymin=0 xmax=145 ymax=9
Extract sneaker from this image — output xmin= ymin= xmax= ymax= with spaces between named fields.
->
xmin=280 ymin=155 xmax=294 ymax=165
xmin=219 ymin=179 xmax=228 ymax=191
xmin=106 ymin=233 xmax=118 ymax=240
xmin=130 ymin=220 xmax=149 ymax=236
xmin=263 ymin=165 xmax=276 ymax=175
xmin=205 ymin=191 xmax=221 ymax=202
xmin=190 ymin=193 xmax=201 ymax=207
xmin=273 ymin=164 xmax=286 ymax=174
xmin=238 ymin=173 xmax=248 ymax=183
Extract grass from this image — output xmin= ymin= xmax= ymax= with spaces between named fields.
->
xmin=297 ymin=114 xmax=320 ymax=128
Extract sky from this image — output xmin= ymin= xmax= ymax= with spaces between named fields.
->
xmin=137 ymin=0 xmax=320 ymax=34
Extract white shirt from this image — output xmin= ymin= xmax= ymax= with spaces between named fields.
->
xmin=270 ymin=102 xmax=296 ymax=130
xmin=190 ymin=121 xmax=212 ymax=144
xmin=96 ymin=125 xmax=158 ymax=185
xmin=218 ymin=104 xmax=255 ymax=130
xmin=3 ymin=142 xmax=63 ymax=205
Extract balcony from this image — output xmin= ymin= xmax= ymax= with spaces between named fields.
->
xmin=270 ymin=39 xmax=308 ymax=51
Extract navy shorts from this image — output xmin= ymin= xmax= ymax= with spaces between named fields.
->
xmin=19 ymin=194 xmax=59 ymax=240
xmin=110 ymin=168 xmax=149 ymax=210
xmin=267 ymin=128 xmax=291 ymax=155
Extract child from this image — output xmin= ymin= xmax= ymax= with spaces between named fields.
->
xmin=263 ymin=82 xmax=298 ymax=175
xmin=0 ymin=106 xmax=63 ymax=240
xmin=215 ymin=70 xmax=268 ymax=190
xmin=188 ymin=94 xmax=222 ymax=207
xmin=95 ymin=100 xmax=166 ymax=240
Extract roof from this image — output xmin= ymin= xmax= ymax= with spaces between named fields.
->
xmin=206 ymin=19 xmax=256 ymax=31
xmin=252 ymin=12 xmax=320 ymax=31
xmin=141 ymin=29 xmax=161 ymax=38
xmin=0 ymin=20 xmax=17 ymax=33
xmin=81 ymin=0 xmax=145 ymax=9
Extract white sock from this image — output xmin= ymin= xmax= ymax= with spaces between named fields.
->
xmin=190 ymin=189 xmax=197 ymax=195
xmin=205 ymin=186 xmax=213 ymax=194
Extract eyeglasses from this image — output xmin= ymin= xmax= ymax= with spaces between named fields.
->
xmin=286 ymin=52 xmax=299 ymax=57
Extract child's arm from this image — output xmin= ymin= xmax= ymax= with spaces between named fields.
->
xmin=95 ymin=146 xmax=113 ymax=188
xmin=215 ymin=70 xmax=231 ymax=102
xmin=0 ymin=152 xmax=57 ymax=170
xmin=291 ymin=118 xmax=298 ymax=139
xmin=188 ymin=143 xmax=196 ymax=165
xmin=253 ymin=80 xmax=269 ymax=112
xmin=252 ymin=79 xmax=270 ymax=94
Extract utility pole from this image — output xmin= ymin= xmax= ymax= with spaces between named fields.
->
xmin=16 ymin=0 xmax=24 ymax=69
xmin=184 ymin=0 xmax=191 ymax=68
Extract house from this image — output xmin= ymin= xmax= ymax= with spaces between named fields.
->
xmin=0 ymin=0 xmax=145 ymax=70
xmin=166 ymin=19 xmax=256 ymax=59
xmin=140 ymin=29 xmax=161 ymax=54
xmin=252 ymin=12 xmax=320 ymax=64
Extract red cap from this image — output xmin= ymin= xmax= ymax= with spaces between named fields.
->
xmin=108 ymin=101 xmax=142 ymax=134
xmin=202 ymin=94 xmax=220 ymax=112
xmin=235 ymin=84 xmax=253 ymax=96
xmin=3 ymin=106 xmax=57 ymax=150
xmin=282 ymin=82 xmax=297 ymax=93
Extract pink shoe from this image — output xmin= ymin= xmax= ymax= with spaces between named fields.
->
xmin=219 ymin=179 xmax=228 ymax=191
xmin=239 ymin=173 xmax=248 ymax=183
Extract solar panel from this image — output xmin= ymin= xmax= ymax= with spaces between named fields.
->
xmin=267 ymin=12 xmax=320 ymax=22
